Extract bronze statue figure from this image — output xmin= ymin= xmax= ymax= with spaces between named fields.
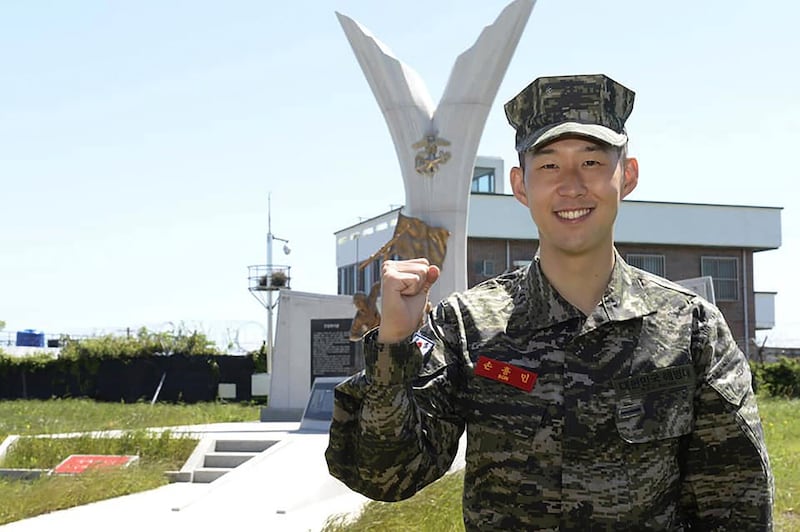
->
xmin=349 ymin=281 xmax=381 ymax=341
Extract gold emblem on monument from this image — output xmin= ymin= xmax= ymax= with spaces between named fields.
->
xmin=413 ymin=134 xmax=451 ymax=176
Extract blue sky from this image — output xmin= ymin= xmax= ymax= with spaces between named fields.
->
xmin=1 ymin=0 xmax=798 ymax=349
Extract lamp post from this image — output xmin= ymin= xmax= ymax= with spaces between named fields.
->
xmin=265 ymin=194 xmax=290 ymax=374
xmin=249 ymin=194 xmax=291 ymax=377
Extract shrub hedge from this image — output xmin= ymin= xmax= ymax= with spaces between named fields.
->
xmin=752 ymin=358 xmax=800 ymax=399
xmin=0 ymin=328 xmax=254 ymax=403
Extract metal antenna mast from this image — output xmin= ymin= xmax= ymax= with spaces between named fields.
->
xmin=247 ymin=193 xmax=290 ymax=375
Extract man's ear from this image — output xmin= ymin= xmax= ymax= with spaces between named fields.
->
xmin=620 ymin=157 xmax=639 ymax=199
xmin=510 ymin=165 xmax=529 ymax=207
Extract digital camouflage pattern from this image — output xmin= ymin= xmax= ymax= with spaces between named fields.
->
xmin=505 ymin=74 xmax=635 ymax=152
xmin=326 ymin=253 xmax=774 ymax=531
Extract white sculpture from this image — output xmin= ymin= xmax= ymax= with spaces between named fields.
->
xmin=337 ymin=0 xmax=536 ymax=303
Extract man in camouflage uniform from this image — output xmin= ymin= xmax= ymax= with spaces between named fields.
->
xmin=326 ymin=74 xmax=774 ymax=530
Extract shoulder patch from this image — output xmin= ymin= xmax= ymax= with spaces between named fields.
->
xmin=412 ymin=332 xmax=435 ymax=356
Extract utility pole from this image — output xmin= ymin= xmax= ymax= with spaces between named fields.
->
xmin=266 ymin=195 xmax=274 ymax=374
xmin=248 ymin=193 xmax=290 ymax=376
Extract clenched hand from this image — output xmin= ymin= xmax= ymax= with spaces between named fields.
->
xmin=377 ymin=258 xmax=440 ymax=344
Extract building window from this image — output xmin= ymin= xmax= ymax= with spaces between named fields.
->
xmin=701 ymin=256 xmax=739 ymax=301
xmin=627 ymin=253 xmax=666 ymax=277
xmin=371 ymin=258 xmax=382 ymax=286
xmin=471 ymin=166 xmax=495 ymax=193
xmin=476 ymin=260 xmax=495 ymax=276
xmin=356 ymin=265 xmax=366 ymax=293
xmin=359 ymin=262 xmax=369 ymax=293
xmin=338 ymin=265 xmax=356 ymax=295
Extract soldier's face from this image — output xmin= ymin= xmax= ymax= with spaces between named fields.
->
xmin=510 ymin=136 xmax=638 ymax=259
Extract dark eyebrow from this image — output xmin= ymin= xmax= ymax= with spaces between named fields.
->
xmin=530 ymin=143 xmax=611 ymax=157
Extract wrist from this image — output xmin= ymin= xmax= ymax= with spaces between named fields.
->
xmin=377 ymin=327 xmax=414 ymax=345
xmin=364 ymin=329 xmax=421 ymax=386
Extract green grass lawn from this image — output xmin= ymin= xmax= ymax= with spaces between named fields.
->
xmin=0 ymin=398 xmax=261 ymax=525
xmin=324 ymin=397 xmax=799 ymax=531
xmin=0 ymin=431 xmax=197 ymax=525
xmin=760 ymin=396 xmax=800 ymax=530
xmin=0 ymin=464 xmax=177 ymax=525
xmin=1 ymin=398 xmax=796 ymax=529
xmin=323 ymin=470 xmax=465 ymax=532
xmin=2 ymin=430 xmax=198 ymax=470
xmin=0 ymin=398 xmax=260 ymax=442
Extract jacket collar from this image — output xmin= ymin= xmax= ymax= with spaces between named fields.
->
xmin=522 ymin=249 xmax=658 ymax=334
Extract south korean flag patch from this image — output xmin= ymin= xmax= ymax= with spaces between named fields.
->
xmin=412 ymin=332 xmax=435 ymax=357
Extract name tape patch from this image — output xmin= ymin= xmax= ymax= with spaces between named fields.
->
xmin=474 ymin=356 xmax=538 ymax=392
xmin=613 ymin=364 xmax=695 ymax=396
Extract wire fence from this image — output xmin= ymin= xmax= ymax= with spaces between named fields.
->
xmin=1 ymin=330 xmax=92 ymax=349
xmin=1 ymin=321 xmax=268 ymax=356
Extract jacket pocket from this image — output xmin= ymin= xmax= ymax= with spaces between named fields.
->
xmin=613 ymin=365 xmax=695 ymax=443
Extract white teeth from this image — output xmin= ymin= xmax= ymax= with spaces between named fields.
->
xmin=556 ymin=209 xmax=591 ymax=220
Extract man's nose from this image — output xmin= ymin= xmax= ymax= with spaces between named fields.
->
xmin=557 ymin=167 xmax=587 ymax=197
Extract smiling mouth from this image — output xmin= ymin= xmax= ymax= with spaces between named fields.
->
xmin=556 ymin=208 xmax=592 ymax=220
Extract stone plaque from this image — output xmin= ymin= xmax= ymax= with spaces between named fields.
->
xmin=54 ymin=454 xmax=139 ymax=475
xmin=310 ymin=318 xmax=358 ymax=385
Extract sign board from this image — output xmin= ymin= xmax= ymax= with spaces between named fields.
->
xmin=310 ymin=318 xmax=359 ymax=385
xmin=299 ymin=376 xmax=348 ymax=431
xmin=53 ymin=454 xmax=139 ymax=475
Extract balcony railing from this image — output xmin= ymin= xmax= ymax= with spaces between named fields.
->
xmin=248 ymin=264 xmax=291 ymax=292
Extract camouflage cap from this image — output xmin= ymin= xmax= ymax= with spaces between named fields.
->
xmin=504 ymin=74 xmax=635 ymax=152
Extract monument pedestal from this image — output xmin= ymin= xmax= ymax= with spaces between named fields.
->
xmin=260 ymin=406 xmax=304 ymax=422
xmin=260 ymin=290 xmax=361 ymax=421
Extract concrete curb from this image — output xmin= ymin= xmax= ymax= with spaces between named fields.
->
xmin=0 ymin=435 xmax=20 ymax=463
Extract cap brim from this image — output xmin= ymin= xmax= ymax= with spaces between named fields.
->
xmin=523 ymin=122 xmax=628 ymax=151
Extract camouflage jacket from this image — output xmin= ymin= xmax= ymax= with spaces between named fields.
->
xmin=326 ymin=255 xmax=774 ymax=531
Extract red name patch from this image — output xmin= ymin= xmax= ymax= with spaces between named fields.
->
xmin=474 ymin=356 xmax=538 ymax=392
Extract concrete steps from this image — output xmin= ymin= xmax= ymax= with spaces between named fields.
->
xmin=203 ymin=451 xmax=255 ymax=468
xmin=168 ymin=438 xmax=277 ymax=484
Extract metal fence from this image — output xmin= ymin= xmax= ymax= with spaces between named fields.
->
xmin=1 ymin=330 xmax=93 ymax=349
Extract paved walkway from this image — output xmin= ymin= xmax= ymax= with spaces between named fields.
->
xmin=0 ymin=422 xmax=370 ymax=532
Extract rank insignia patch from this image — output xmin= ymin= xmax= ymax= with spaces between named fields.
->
xmin=474 ymin=356 xmax=537 ymax=392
